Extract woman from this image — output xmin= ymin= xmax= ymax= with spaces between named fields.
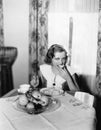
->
xmin=31 ymin=44 xmax=80 ymax=93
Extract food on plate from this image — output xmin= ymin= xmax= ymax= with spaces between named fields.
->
xmin=32 ymin=90 xmax=42 ymax=100
xmin=40 ymin=87 xmax=63 ymax=96
xmin=26 ymin=102 xmax=35 ymax=114
xmin=41 ymin=95 xmax=49 ymax=106
xmin=18 ymin=94 xmax=28 ymax=106
xmin=17 ymin=86 xmax=52 ymax=114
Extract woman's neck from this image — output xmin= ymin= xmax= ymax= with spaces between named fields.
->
xmin=51 ymin=65 xmax=59 ymax=75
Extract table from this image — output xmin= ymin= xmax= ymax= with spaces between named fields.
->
xmin=0 ymin=93 xmax=96 ymax=130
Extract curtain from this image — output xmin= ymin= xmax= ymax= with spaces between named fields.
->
xmin=0 ymin=0 xmax=4 ymax=93
xmin=96 ymin=0 xmax=101 ymax=96
xmin=48 ymin=0 xmax=99 ymax=95
xmin=0 ymin=0 xmax=4 ymax=46
xmin=29 ymin=0 xmax=49 ymax=81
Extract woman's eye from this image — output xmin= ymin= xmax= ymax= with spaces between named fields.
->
xmin=54 ymin=57 xmax=66 ymax=61
xmin=63 ymin=58 xmax=66 ymax=60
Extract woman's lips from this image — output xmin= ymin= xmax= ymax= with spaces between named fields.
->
xmin=57 ymin=65 xmax=65 ymax=68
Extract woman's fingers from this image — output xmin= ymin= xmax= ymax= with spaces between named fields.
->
xmin=57 ymin=67 xmax=68 ymax=77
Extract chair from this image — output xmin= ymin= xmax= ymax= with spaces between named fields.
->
xmin=0 ymin=46 xmax=18 ymax=96
xmin=74 ymin=91 xmax=95 ymax=107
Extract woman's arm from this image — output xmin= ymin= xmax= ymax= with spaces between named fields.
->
xmin=72 ymin=73 xmax=80 ymax=91
xmin=55 ymin=66 xmax=80 ymax=91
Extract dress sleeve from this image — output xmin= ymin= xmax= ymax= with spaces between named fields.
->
xmin=65 ymin=64 xmax=80 ymax=91
xmin=66 ymin=65 xmax=75 ymax=75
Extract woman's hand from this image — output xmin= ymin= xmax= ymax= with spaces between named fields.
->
xmin=55 ymin=66 xmax=69 ymax=80
xmin=55 ymin=66 xmax=79 ymax=91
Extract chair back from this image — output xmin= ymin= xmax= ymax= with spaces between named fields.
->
xmin=74 ymin=91 xmax=95 ymax=107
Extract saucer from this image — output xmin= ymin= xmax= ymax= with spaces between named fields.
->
xmin=40 ymin=87 xmax=63 ymax=96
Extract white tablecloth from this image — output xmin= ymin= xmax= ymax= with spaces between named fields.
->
xmin=0 ymin=93 xmax=96 ymax=130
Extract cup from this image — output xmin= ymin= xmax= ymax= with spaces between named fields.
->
xmin=18 ymin=84 xmax=30 ymax=94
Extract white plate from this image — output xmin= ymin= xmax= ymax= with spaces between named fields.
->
xmin=40 ymin=87 xmax=63 ymax=96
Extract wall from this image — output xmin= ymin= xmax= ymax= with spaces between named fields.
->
xmin=3 ymin=0 xmax=29 ymax=88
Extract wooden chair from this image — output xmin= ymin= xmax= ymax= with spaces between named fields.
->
xmin=0 ymin=46 xmax=18 ymax=96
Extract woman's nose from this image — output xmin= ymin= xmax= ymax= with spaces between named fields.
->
xmin=59 ymin=59 xmax=63 ymax=64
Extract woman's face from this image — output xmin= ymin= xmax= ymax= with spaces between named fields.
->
xmin=52 ymin=51 xmax=67 ymax=69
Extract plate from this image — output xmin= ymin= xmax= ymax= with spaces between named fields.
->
xmin=40 ymin=87 xmax=64 ymax=96
xmin=12 ymin=97 xmax=61 ymax=114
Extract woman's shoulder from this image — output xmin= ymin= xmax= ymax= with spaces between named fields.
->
xmin=40 ymin=64 xmax=53 ymax=78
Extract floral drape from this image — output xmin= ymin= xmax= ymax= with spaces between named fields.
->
xmin=0 ymin=0 xmax=4 ymax=46
xmin=96 ymin=0 xmax=101 ymax=96
xmin=0 ymin=0 xmax=4 ymax=90
xmin=29 ymin=0 xmax=49 ymax=81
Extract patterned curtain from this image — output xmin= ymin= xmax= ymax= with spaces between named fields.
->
xmin=0 ymin=0 xmax=4 ymax=91
xmin=0 ymin=0 xmax=4 ymax=46
xmin=96 ymin=0 xmax=101 ymax=96
xmin=29 ymin=0 xmax=49 ymax=81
